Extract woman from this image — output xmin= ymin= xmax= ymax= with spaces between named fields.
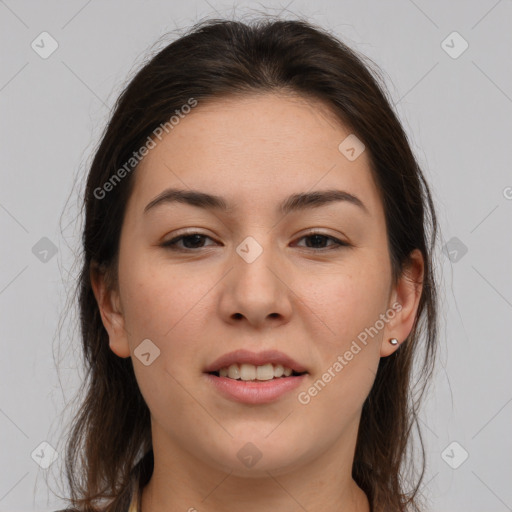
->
xmin=56 ymin=16 xmax=439 ymax=512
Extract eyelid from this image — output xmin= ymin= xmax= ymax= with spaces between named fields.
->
xmin=161 ymin=229 xmax=219 ymax=246
xmin=160 ymin=228 xmax=351 ymax=252
xmin=293 ymin=231 xmax=350 ymax=249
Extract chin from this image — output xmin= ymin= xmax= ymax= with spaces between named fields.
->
xmin=201 ymin=434 xmax=312 ymax=478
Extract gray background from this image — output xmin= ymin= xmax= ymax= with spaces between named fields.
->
xmin=1 ymin=0 xmax=511 ymax=511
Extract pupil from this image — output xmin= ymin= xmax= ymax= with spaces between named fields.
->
xmin=307 ymin=235 xmax=326 ymax=248
xmin=183 ymin=234 xmax=204 ymax=248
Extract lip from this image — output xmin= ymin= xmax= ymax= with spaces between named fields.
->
xmin=204 ymin=372 xmax=307 ymax=404
xmin=203 ymin=349 xmax=308 ymax=374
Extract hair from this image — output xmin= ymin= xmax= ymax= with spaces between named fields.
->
xmin=57 ymin=15 xmax=439 ymax=512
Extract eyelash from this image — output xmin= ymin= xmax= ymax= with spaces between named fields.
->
xmin=160 ymin=231 xmax=350 ymax=252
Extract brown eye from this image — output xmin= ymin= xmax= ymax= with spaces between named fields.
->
xmin=295 ymin=233 xmax=349 ymax=250
xmin=160 ymin=231 xmax=349 ymax=253
xmin=161 ymin=233 xmax=218 ymax=251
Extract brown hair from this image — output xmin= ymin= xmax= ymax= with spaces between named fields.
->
xmin=56 ymin=16 xmax=438 ymax=512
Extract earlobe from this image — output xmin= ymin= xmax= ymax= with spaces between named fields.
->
xmin=380 ymin=337 xmax=401 ymax=358
xmin=89 ymin=263 xmax=131 ymax=359
xmin=380 ymin=249 xmax=424 ymax=357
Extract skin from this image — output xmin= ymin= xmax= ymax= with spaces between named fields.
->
xmin=91 ymin=92 xmax=424 ymax=512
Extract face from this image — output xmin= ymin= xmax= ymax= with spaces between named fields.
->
xmin=92 ymin=93 xmax=423 ymax=478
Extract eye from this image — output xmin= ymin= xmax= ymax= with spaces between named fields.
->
xmin=160 ymin=231 xmax=349 ymax=252
xmin=294 ymin=232 xmax=349 ymax=250
xmin=161 ymin=232 xmax=218 ymax=251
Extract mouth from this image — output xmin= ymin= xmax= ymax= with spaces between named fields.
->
xmin=207 ymin=363 xmax=307 ymax=381
xmin=203 ymin=348 xmax=309 ymax=380
xmin=203 ymin=349 xmax=309 ymax=403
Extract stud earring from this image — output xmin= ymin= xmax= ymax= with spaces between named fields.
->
xmin=389 ymin=338 xmax=399 ymax=346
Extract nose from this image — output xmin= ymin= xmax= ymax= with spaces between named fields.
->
xmin=217 ymin=235 xmax=293 ymax=329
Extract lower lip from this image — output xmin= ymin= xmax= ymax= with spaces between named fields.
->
xmin=204 ymin=373 xmax=307 ymax=404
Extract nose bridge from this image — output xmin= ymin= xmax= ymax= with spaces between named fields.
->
xmin=233 ymin=233 xmax=279 ymax=293
xmin=221 ymin=231 xmax=292 ymax=324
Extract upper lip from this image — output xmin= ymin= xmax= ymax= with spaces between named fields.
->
xmin=204 ymin=349 xmax=308 ymax=374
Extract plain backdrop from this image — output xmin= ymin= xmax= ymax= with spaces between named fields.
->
xmin=1 ymin=1 xmax=511 ymax=511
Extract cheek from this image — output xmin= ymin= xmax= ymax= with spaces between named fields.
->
xmin=296 ymin=350 xmax=377 ymax=441
xmin=119 ymin=255 xmax=225 ymax=401
xmin=306 ymin=259 xmax=390 ymax=346
xmin=295 ymin=266 xmax=388 ymax=422
xmin=120 ymin=254 xmax=211 ymax=340
xmin=119 ymin=259 xmax=217 ymax=425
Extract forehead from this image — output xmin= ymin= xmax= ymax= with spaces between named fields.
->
xmin=127 ymin=93 xmax=383 ymax=219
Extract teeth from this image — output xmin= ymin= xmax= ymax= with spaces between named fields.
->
xmin=240 ymin=363 xmax=256 ymax=380
xmin=274 ymin=364 xmax=284 ymax=377
xmin=256 ymin=363 xmax=274 ymax=381
xmin=215 ymin=363 xmax=300 ymax=380
xmin=227 ymin=364 xmax=240 ymax=380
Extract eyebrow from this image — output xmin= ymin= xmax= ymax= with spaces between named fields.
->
xmin=143 ymin=188 xmax=369 ymax=216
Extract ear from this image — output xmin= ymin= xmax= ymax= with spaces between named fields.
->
xmin=90 ymin=262 xmax=131 ymax=358
xmin=380 ymin=249 xmax=424 ymax=357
